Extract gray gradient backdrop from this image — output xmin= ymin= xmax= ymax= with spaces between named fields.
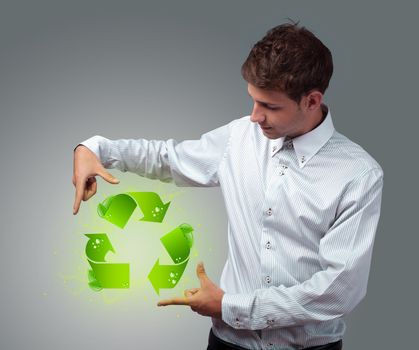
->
xmin=0 ymin=0 xmax=417 ymax=349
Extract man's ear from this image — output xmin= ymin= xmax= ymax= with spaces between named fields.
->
xmin=305 ymin=90 xmax=323 ymax=111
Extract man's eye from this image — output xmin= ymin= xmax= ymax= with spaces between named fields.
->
xmin=253 ymin=100 xmax=281 ymax=110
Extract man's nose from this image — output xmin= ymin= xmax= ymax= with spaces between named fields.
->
xmin=250 ymin=103 xmax=266 ymax=123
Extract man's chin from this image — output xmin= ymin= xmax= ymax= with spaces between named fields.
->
xmin=262 ymin=130 xmax=282 ymax=139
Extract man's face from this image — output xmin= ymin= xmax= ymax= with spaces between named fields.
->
xmin=247 ymin=83 xmax=310 ymax=139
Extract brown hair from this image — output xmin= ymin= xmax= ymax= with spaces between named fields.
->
xmin=241 ymin=21 xmax=333 ymax=104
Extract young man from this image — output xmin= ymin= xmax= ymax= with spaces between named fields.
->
xmin=73 ymin=23 xmax=383 ymax=350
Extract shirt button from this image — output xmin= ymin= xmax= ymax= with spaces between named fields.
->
xmin=278 ymin=164 xmax=287 ymax=176
xmin=266 ymin=208 xmax=273 ymax=216
xmin=272 ymin=146 xmax=277 ymax=152
xmin=266 ymin=241 xmax=271 ymax=249
xmin=267 ymin=343 xmax=274 ymax=347
xmin=265 ymin=276 xmax=271 ymax=283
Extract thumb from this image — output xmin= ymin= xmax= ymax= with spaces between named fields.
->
xmin=98 ymin=168 xmax=120 ymax=184
xmin=196 ymin=262 xmax=209 ymax=284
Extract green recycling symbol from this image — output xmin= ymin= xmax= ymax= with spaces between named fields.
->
xmin=84 ymin=192 xmax=194 ymax=295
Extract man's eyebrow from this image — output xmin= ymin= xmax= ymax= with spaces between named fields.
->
xmin=247 ymin=91 xmax=281 ymax=106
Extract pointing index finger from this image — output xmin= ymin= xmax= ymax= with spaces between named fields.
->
xmin=73 ymin=177 xmax=86 ymax=215
xmin=157 ymin=296 xmax=191 ymax=307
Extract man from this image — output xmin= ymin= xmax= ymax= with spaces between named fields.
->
xmin=72 ymin=22 xmax=383 ymax=350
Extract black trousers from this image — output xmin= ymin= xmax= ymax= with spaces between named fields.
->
xmin=206 ymin=329 xmax=343 ymax=350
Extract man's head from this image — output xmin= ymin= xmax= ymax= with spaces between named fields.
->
xmin=241 ymin=22 xmax=333 ymax=139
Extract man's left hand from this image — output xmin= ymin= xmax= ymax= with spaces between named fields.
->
xmin=157 ymin=262 xmax=225 ymax=319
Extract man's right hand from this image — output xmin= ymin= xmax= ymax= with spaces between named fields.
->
xmin=72 ymin=145 xmax=120 ymax=215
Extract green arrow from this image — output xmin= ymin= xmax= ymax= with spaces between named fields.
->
xmin=88 ymin=260 xmax=130 ymax=289
xmin=160 ymin=223 xmax=194 ymax=263
xmin=85 ymin=233 xmax=129 ymax=290
xmin=97 ymin=194 xmax=137 ymax=229
xmin=128 ymin=192 xmax=170 ymax=223
xmin=85 ymin=233 xmax=115 ymax=262
xmin=148 ymin=258 xmax=188 ymax=295
xmin=97 ymin=192 xmax=170 ymax=228
xmin=147 ymin=223 xmax=194 ymax=294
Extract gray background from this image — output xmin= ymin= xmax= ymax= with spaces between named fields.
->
xmin=0 ymin=0 xmax=417 ymax=349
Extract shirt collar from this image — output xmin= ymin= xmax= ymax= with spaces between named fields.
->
xmin=269 ymin=104 xmax=335 ymax=168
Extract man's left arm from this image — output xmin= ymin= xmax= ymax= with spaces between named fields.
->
xmin=220 ymin=167 xmax=384 ymax=330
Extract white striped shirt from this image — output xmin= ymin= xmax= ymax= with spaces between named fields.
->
xmin=80 ymin=105 xmax=384 ymax=349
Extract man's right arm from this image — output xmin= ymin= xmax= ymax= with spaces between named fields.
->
xmin=72 ymin=122 xmax=233 ymax=214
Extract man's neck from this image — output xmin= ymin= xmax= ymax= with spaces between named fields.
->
xmin=289 ymin=104 xmax=327 ymax=139
xmin=311 ymin=104 xmax=328 ymax=131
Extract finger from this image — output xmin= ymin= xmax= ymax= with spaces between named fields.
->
xmin=196 ymin=262 xmax=209 ymax=283
xmin=97 ymin=169 xmax=120 ymax=185
xmin=157 ymin=296 xmax=190 ymax=306
xmin=73 ymin=177 xmax=86 ymax=215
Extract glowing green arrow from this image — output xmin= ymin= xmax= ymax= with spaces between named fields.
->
xmin=87 ymin=260 xmax=129 ymax=289
xmin=85 ymin=233 xmax=115 ymax=262
xmin=148 ymin=259 xmax=188 ymax=295
xmin=85 ymin=233 xmax=129 ymax=290
xmin=98 ymin=192 xmax=171 ymax=228
xmin=148 ymin=223 xmax=194 ymax=295
xmin=97 ymin=195 xmax=137 ymax=229
xmin=160 ymin=223 xmax=194 ymax=263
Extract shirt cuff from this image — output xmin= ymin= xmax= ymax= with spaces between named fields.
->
xmin=221 ymin=292 xmax=255 ymax=329
xmin=78 ymin=135 xmax=109 ymax=164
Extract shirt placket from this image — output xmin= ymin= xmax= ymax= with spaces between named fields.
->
xmin=260 ymin=139 xmax=295 ymax=346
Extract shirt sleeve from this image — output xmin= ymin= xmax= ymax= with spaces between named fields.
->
xmin=78 ymin=121 xmax=232 ymax=187
xmin=221 ymin=167 xmax=384 ymax=330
